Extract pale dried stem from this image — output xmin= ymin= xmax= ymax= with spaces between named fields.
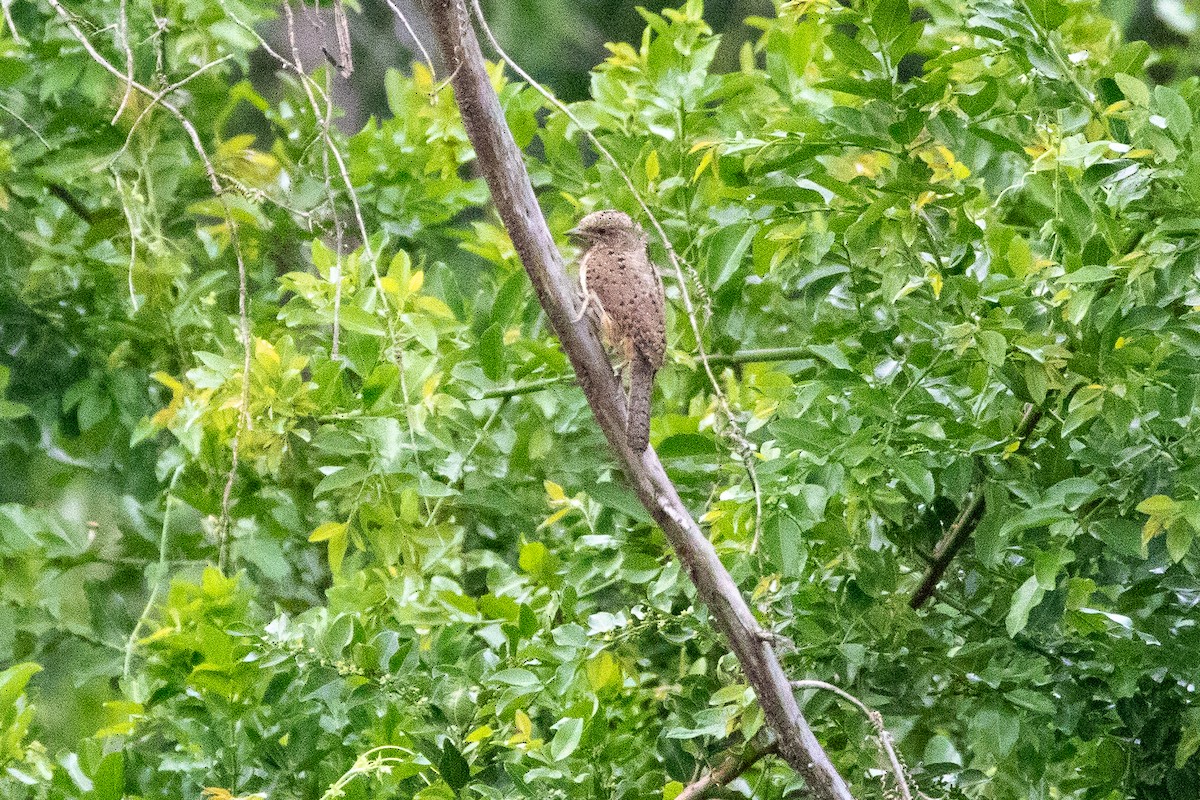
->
xmin=323 ymin=74 xmax=346 ymax=359
xmin=331 ymin=0 xmax=353 ymax=77
xmin=47 ymin=0 xmax=252 ymax=570
xmin=112 ymin=0 xmax=134 ymax=123
xmin=2 ymin=0 xmax=23 ymax=44
xmin=233 ymin=0 xmax=427 ymax=514
xmin=123 ymin=465 xmax=183 ymax=679
xmin=112 ymin=170 xmax=140 ymax=311
xmin=793 ymin=679 xmax=915 ymax=800
xmin=110 ymin=55 xmax=236 ymax=166
xmin=279 ymin=0 xmax=345 ymax=358
xmin=381 ymin=0 xmax=436 ymax=77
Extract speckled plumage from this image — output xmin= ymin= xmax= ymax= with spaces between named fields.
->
xmin=571 ymin=210 xmax=666 ymax=452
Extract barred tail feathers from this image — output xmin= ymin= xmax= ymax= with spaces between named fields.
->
xmin=626 ymin=354 xmax=655 ymax=452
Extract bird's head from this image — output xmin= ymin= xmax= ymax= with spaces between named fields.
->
xmin=567 ymin=210 xmax=643 ymax=245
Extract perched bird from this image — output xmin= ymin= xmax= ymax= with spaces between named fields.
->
xmin=568 ymin=210 xmax=666 ymax=452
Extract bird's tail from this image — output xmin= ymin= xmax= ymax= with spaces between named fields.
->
xmin=626 ymin=354 xmax=655 ymax=452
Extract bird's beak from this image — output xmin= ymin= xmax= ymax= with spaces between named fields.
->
xmin=566 ymin=225 xmax=585 ymax=242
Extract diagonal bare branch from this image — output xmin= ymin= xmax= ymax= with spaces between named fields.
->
xmin=419 ymin=2 xmax=852 ymax=797
xmin=677 ymin=742 xmax=779 ymax=800
xmin=909 ymin=402 xmax=1044 ymax=609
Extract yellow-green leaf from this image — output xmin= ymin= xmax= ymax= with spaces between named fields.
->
xmin=308 ymin=521 xmax=347 ymax=543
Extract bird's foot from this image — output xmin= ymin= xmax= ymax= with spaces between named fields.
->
xmin=572 ymin=289 xmax=601 ymax=323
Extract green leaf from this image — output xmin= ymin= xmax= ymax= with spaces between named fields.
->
xmin=763 ymin=514 xmax=807 ymax=579
xmin=519 ymin=541 xmax=549 ymax=575
xmin=1004 ymin=688 xmax=1056 ymax=715
xmin=825 ymin=31 xmax=879 ymax=72
xmin=490 ymin=668 xmax=540 ymax=687
xmin=1177 ymin=710 xmax=1200 ymax=769
xmin=1154 ymin=86 xmax=1193 ymax=139
xmin=550 ymin=717 xmax=583 ymax=761
xmin=959 ymin=79 xmax=999 ymax=116
xmin=1006 ymin=576 xmax=1044 ymax=636
xmin=1092 ymin=518 xmax=1144 ymax=558
xmin=1166 ymin=522 xmax=1194 ymax=563
xmin=817 ymin=76 xmax=894 ymax=100
xmin=754 ymin=186 xmax=827 ymax=206
xmin=438 ymin=742 xmax=471 ymax=791
xmin=0 ymin=399 xmax=29 ymax=419
xmin=705 ymin=223 xmax=756 ymax=290
xmin=893 ymin=459 xmax=935 ymax=502
xmin=314 ymin=465 xmax=369 ymax=497
xmin=92 ymin=752 xmax=125 ymax=800
xmin=587 ymin=481 xmax=653 ymax=522
xmin=923 ymin=734 xmax=962 ymax=768
xmin=0 ymin=663 xmax=41 ymax=712
xmin=976 ymin=331 xmax=1007 ymax=367
xmin=871 ymin=0 xmax=910 ymax=44
xmin=808 ymin=343 xmax=851 ymax=371
xmin=479 ymin=322 xmax=505 ymax=382
xmin=1114 ymin=73 xmax=1149 ymax=107
xmin=998 ymin=504 xmax=1070 ymax=539
xmin=1136 ymin=495 xmax=1177 ymax=515
xmin=1024 ymin=0 xmax=1069 ymax=30
xmin=657 ymin=434 xmax=719 ymax=458
xmin=970 ymin=708 xmax=1019 ymax=759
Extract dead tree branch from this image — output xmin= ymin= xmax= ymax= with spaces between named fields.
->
xmin=909 ymin=403 xmax=1043 ymax=609
xmin=677 ymin=742 xmax=779 ymax=800
xmin=420 ymin=2 xmax=852 ymax=797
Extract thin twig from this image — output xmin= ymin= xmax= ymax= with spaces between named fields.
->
xmin=706 ymin=346 xmax=815 ymax=366
xmin=48 ymin=1 xmax=218 ymax=187
xmin=1017 ymin=0 xmax=1096 ymax=108
xmin=428 ymin=398 xmax=506 ymax=520
xmin=108 ymin=54 xmax=236 ymax=166
xmin=324 ymin=69 xmax=347 ymax=359
xmin=479 ymin=375 xmax=572 ymax=399
xmin=124 ymin=466 xmax=183 ymax=679
xmin=278 ymin=0 xmax=346 ymax=358
xmin=48 ymin=184 xmax=93 ymax=222
xmin=381 ymin=0 xmax=436 ymax=76
xmin=0 ymin=100 xmax=51 ymax=148
xmin=318 ymin=745 xmax=423 ymax=800
xmin=229 ymin=0 xmax=428 ymax=516
xmin=112 ymin=170 xmax=140 ymax=312
xmin=477 ymin=345 xmax=821 ymax=399
xmin=1 ymin=0 xmax=23 ymax=44
xmin=112 ymin=0 xmax=135 ymax=123
xmin=327 ymin=0 xmax=352 ymax=77
xmin=792 ymin=680 xmax=914 ymax=800
xmin=927 ymin=586 xmax=1068 ymax=666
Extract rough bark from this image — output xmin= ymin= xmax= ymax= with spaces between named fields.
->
xmin=420 ymin=2 xmax=853 ymax=798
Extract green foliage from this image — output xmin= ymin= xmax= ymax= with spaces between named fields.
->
xmin=1 ymin=0 xmax=1199 ymax=798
